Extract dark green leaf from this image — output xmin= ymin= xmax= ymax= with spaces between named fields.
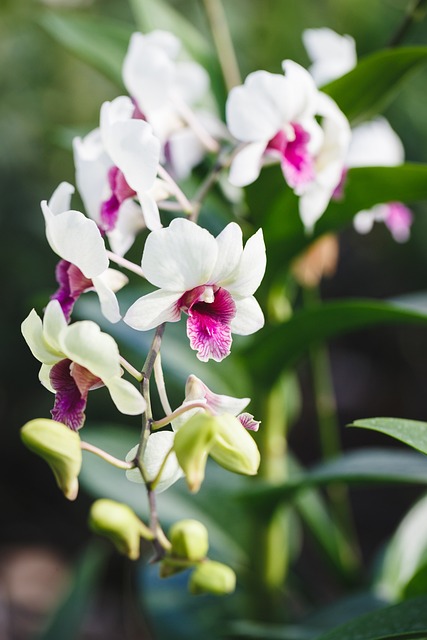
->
xmin=246 ymin=299 xmax=427 ymax=385
xmin=241 ymin=449 xmax=427 ymax=514
xmin=314 ymin=594 xmax=427 ymax=640
xmin=36 ymin=542 xmax=108 ymax=640
xmin=38 ymin=12 xmax=132 ymax=85
xmin=322 ymin=47 xmax=427 ymax=125
xmin=350 ymin=417 xmax=427 ymax=456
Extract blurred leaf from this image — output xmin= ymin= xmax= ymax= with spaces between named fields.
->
xmin=246 ymin=299 xmax=427 ymax=386
xmin=322 ymin=47 xmax=427 ymax=125
xmin=257 ymin=164 xmax=427 ymax=280
xmin=38 ymin=12 xmax=132 ymax=85
xmin=314 ymin=594 xmax=427 ymax=640
xmin=375 ymin=493 xmax=427 ymax=601
xmin=36 ymin=542 xmax=108 ymax=640
xmin=350 ymin=417 xmax=427 ymax=456
xmin=241 ymin=448 xmax=427 ymax=514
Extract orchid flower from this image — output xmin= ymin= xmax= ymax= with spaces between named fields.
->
xmin=122 ymin=30 xmax=224 ymax=180
xmin=42 ymin=182 xmax=128 ymax=323
xmin=74 ymin=96 xmax=167 ymax=255
xmin=124 ymin=218 xmax=266 ymax=362
xmin=125 ymin=432 xmax=184 ymax=494
xmin=173 ymin=374 xmax=260 ymax=432
xmin=226 ymin=60 xmax=351 ymax=230
xmin=303 ymin=28 xmax=413 ymax=241
xmin=21 ymin=300 xmax=145 ymax=431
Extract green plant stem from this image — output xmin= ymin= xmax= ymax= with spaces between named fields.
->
xmin=202 ymin=0 xmax=241 ymax=91
xmin=80 ymin=441 xmax=135 ymax=470
xmin=303 ymin=285 xmax=361 ymax=573
xmin=389 ymin=0 xmax=427 ymax=46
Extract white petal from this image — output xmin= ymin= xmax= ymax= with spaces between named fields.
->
xmin=209 ymin=222 xmax=243 ymax=285
xmin=39 ymin=363 xmax=55 ymax=392
xmin=73 ymin=129 xmax=111 ymax=224
xmin=226 ymin=229 xmax=266 ymax=298
xmin=41 ymin=202 xmax=109 ymax=279
xmin=92 ymin=274 xmax=124 ymax=324
xmin=347 ymin=117 xmax=405 ymax=168
xmin=142 ymin=218 xmax=218 ymax=291
xmin=174 ymin=61 xmax=209 ymax=105
xmin=167 ymin=126 xmax=205 ymax=180
xmin=299 ymin=185 xmax=333 ymax=232
xmin=185 ymin=374 xmax=250 ymax=416
xmin=100 ymin=96 xmax=134 ymax=138
xmin=105 ymin=376 xmax=146 ymax=415
xmin=48 ymin=182 xmax=75 ymax=215
xmin=228 ymin=142 xmax=266 ymax=187
xmin=226 ymin=71 xmax=288 ymax=142
xmin=107 ymin=199 xmax=145 ymax=257
xmin=125 ymin=431 xmax=184 ymax=492
xmin=59 ymin=320 xmax=122 ymax=380
xmin=104 ymin=119 xmax=160 ymax=194
xmin=124 ymin=290 xmax=182 ymax=331
xmin=302 ymin=28 xmax=357 ymax=86
xmin=42 ymin=300 xmax=68 ymax=352
xmin=137 ymin=190 xmax=162 ymax=231
xmin=21 ymin=308 xmax=61 ymax=365
xmin=353 ymin=210 xmax=376 ymax=234
xmin=281 ymin=60 xmax=319 ymax=119
xmin=231 ymin=296 xmax=265 ymax=336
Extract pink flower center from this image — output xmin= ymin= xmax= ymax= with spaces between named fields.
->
xmin=100 ymin=166 xmax=136 ymax=232
xmin=266 ymin=124 xmax=315 ymax=189
xmin=178 ymin=286 xmax=236 ymax=362
xmin=50 ymin=359 xmax=103 ymax=431
xmin=51 ymin=260 xmax=93 ymax=322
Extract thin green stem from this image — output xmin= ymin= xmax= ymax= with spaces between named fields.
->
xmin=152 ymin=401 xmax=214 ymax=430
xmin=388 ymin=0 xmax=427 ymax=46
xmin=150 ymin=446 xmax=174 ymax=491
xmin=120 ymin=356 xmax=143 ymax=382
xmin=153 ymin=353 xmax=172 ymax=416
xmin=80 ymin=441 xmax=135 ymax=470
xmin=203 ymin=0 xmax=241 ymax=91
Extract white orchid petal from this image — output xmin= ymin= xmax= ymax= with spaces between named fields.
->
xmin=124 ymin=290 xmax=182 ymax=331
xmin=353 ymin=210 xmax=376 ymax=234
xmin=302 ymin=28 xmax=357 ymax=86
xmin=137 ymin=190 xmax=162 ymax=231
xmin=347 ymin=117 xmax=405 ymax=168
xmin=228 ymin=142 xmax=266 ymax=187
xmin=39 ymin=363 xmax=55 ymax=392
xmin=142 ymin=218 xmax=218 ymax=291
xmin=48 ymin=182 xmax=75 ymax=215
xmin=185 ymin=374 xmax=250 ymax=416
xmin=59 ymin=320 xmax=122 ymax=380
xmin=92 ymin=274 xmax=123 ymax=324
xmin=210 ymin=222 xmax=243 ymax=285
xmin=105 ymin=119 xmax=160 ymax=193
xmin=107 ymin=199 xmax=145 ymax=257
xmin=227 ymin=229 xmax=266 ymax=298
xmin=281 ymin=60 xmax=319 ymax=119
xmin=100 ymin=96 xmax=135 ymax=142
xmin=73 ymin=129 xmax=112 ymax=224
xmin=105 ymin=376 xmax=146 ymax=415
xmin=42 ymin=300 xmax=68 ymax=351
xmin=231 ymin=296 xmax=265 ymax=336
xmin=174 ymin=60 xmax=210 ymax=105
xmin=125 ymin=431 xmax=183 ymax=492
xmin=167 ymin=127 xmax=205 ymax=180
xmin=41 ymin=202 xmax=109 ymax=279
xmin=21 ymin=308 xmax=61 ymax=365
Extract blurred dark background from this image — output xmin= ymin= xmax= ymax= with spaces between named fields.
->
xmin=2 ymin=0 xmax=427 ymax=637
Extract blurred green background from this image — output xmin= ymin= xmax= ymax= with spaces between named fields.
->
xmin=2 ymin=0 xmax=427 ymax=638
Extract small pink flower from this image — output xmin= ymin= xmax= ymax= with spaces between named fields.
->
xmin=124 ymin=218 xmax=266 ymax=362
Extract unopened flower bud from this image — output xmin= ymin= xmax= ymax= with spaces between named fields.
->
xmin=169 ymin=519 xmax=209 ymax=561
xmin=189 ymin=561 xmax=236 ymax=596
xmin=173 ymin=413 xmax=218 ymax=492
xmin=21 ymin=418 xmax=82 ymax=500
xmin=89 ymin=499 xmax=154 ymax=560
xmin=210 ymin=414 xmax=260 ymax=476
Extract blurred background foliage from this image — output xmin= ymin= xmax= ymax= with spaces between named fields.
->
xmin=3 ymin=0 xmax=427 ymax=638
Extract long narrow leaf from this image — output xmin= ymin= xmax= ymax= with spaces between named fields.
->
xmin=350 ymin=417 xmax=427 ymax=455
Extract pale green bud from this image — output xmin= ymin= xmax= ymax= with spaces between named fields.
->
xmin=89 ymin=499 xmax=154 ymax=560
xmin=169 ymin=519 xmax=209 ymax=561
xmin=210 ymin=414 xmax=260 ymax=476
xmin=189 ymin=561 xmax=236 ymax=596
xmin=21 ymin=418 xmax=82 ymax=500
xmin=173 ymin=413 xmax=218 ymax=492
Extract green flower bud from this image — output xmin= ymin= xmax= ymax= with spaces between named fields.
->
xmin=210 ymin=414 xmax=260 ymax=476
xmin=173 ymin=413 xmax=218 ymax=492
xmin=169 ymin=519 xmax=209 ymax=561
xmin=21 ymin=418 xmax=82 ymax=500
xmin=189 ymin=561 xmax=236 ymax=596
xmin=89 ymin=499 xmax=154 ymax=560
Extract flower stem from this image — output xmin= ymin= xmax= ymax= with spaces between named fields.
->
xmin=153 ymin=353 xmax=172 ymax=416
xmin=173 ymin=95 xmax=220 ymax=153
xmin=203 ymin=0 xmax=241 ymax=91
xmin=157 ymin=165 xmax=193 ymax=214
xmin=106 ymin=251 xmax=145 ymax=278
xmin=151 ymin=401 xmax=214 ymax=430
xmin=120 ymin=356 xmax=143 ymax=382
xmin=388 ymin=0 xmax=427 ymax=46
xmin=80 ymin=441 xmax=135 ymax=470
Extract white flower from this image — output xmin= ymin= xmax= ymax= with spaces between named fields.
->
xmin=74 ymin=96 xmax=164 ymax=255
xmin=21 ymin=300 xmax=146 ymax=430
xmin=42 ymin=182 xmax=127 ymax=323
xmin=125 ymin=432 xmax=184 ymax=494
xmin=226 ymin=61 xmax=350 ymax=230
xmin=122 ymin=30 xmax=223 ymax=179
xmin=124 ymin=218 xmax=266 ymax=362
xmin=302 ymin=28 xmax=357 ymax=86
